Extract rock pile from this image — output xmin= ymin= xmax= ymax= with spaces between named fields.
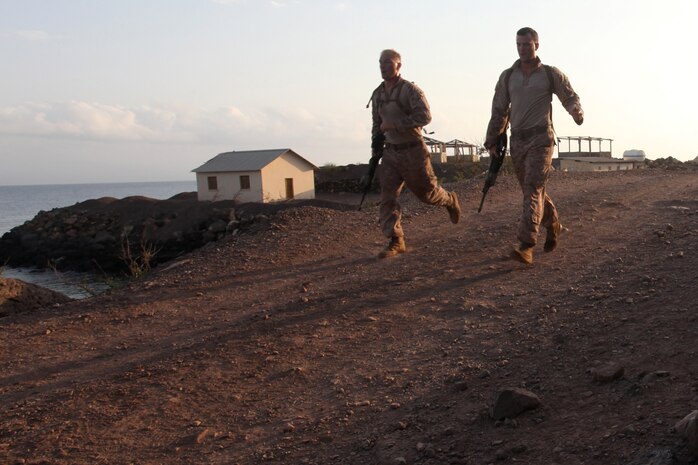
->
xmin=0 ymin=277 xmax=72 ymax=317
xmin=0 ymin=193 xmax=239 ymax=272
xmin=645 ymin=157 xmax=697 ymax=170
xmin=0 ymin=194 xmax=356 ymax=274
xmin=315 ymin=164 xmax=369 ymax=193
xmin=314 ymin=160 xmax=491 ymax=193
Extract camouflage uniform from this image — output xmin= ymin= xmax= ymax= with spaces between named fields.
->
xmin=371 ymin=76 xmax=458 ymax=239
xmin=485 ymin=57 xmax=582 ymax=246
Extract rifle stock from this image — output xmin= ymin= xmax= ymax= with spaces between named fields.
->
xmin=358 ymin=155 xmax=380 ymax=211
xmin=477 ymin=132 xmax=507 ymax=213
xmin=358 ymin=133 xmax=385 ymax=211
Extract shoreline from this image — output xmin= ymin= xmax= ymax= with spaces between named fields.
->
xmin=0 ymin=266 xmax=111 ymax=299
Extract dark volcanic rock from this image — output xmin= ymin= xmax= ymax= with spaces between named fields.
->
xmin=491 ymin=387 xmax=542 ymax=420
xmin=0 ymin=277 xmax=73 ymax=317
xmin=0 ymin=194 xmax=354 ymax=274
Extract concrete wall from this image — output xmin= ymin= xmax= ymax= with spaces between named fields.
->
xmin=430 ymin=152 xmax=448 ymax=164
xmin=559 ymin=151 xmax=612 ymax=158
xmin=447 ymin=154 xmax=479 ymax=163
xmin=557 ymin=159 xmax=634 ymax=172
xmin=261 ymin=152 xmax=315 ymax=201
xmin=196 ymin=171 xmax=263 ymax=202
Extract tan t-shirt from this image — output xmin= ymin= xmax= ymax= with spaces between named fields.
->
xmin=485 ymin=58 xmax=582 ymax=148
xmin=371 ymin=76 xmax=431 ymax=144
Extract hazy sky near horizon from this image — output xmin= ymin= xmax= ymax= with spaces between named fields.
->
xmin=1 ymin=0 xmax=696 ymax=185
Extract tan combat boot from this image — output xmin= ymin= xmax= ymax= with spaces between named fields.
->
xmin=378 ymin=236 xmax=406 ymax=259
xmin=511 ymin=242 xmax=534 ymax=264
xmin=446 ymin=192 xmax=461 ymax=224
xmin=544 ymin=222 xmax=567 ymax=253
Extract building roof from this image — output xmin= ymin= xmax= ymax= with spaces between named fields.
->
xmin=423 ymin=137 xmax=478 ymax=148
xmin=192 ymin=148 xmax=317 ymax=173
xmin=557 ymin=136 xmax=614 ymax=143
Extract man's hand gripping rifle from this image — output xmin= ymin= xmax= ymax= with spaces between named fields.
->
xmin=477 ymin=132 xmax=507 ymax=213
xmin=358 ymin=132 xmax=385 ymax=211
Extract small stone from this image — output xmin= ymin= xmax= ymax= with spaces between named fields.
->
xmin=196 ymin=428 xmax=211 ymax=444
xmin=510 ymin=444 xmax=527 ymax=454
xmin=674 ymin=410 xmax=698 ymax=456
xmin=491 ymin=388 xmax=541 ymax=420
xmin=641 ymin=371 xmax=670 ymax=384
xmin=504 ymin=418 xmax=518 ymax=428
xmin=454 ymin=381 xmax=469 ymax=391
xmin=591 ymin=363 xmax=625 ymax=383
xmin=625 ymin=448 xmax=676 ymax=465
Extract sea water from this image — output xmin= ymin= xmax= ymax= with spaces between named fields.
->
xmin=0 ymin=180 xmax=196 ymax=298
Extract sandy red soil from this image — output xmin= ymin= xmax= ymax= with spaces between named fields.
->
xmin=1 ymin=169 xmax=697 ymax=464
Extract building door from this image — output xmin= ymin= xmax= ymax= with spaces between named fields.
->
xmin=285 ymin=178 xmax=294 ymax=199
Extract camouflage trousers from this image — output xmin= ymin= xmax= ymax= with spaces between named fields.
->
xmin=510 ymin=137 xmax=558 ymax=246
xmin=379 ymin=142 xmax=456 ymax=238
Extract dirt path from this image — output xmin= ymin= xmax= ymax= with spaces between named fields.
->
xmin=1 ymin=169 xmax=697 ymax=465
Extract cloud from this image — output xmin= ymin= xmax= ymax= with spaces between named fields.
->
xmin=9 ymin=30 xmax=53 ymax=41
xmin=0 ymin=100 xmax=372 ymax=179
xmin=212 ymin=0 xmax=296 ymax=9
xmin=0 ymin=102 xmax=192 ymax=142
xmin=0 ymin=101 xmax=366 ymax=148
xmin=335 ymin=3 xmax=348 ymax=12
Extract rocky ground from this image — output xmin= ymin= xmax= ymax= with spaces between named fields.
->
xmin=1 ymin=168 xmax=697 ymax=465
xmin=0 ymin=278 xmax=73 ymax=319
xmin=0 ymin=192 xmax=356 ymax=273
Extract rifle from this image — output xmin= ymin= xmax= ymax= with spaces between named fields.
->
xmin=358 ymin=133 xmax=385 ymax=211
xmin=477 ymin=132 xmax=507 ymax=213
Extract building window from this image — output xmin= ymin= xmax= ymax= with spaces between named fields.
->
xmin=240 ymin=175 xmax=250 ymax=190
xmin=207 ymin=176 xmax=218 ymax=190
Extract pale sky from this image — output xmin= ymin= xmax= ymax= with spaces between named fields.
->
xmin=1 ymin=0 xmax=696 ymax=185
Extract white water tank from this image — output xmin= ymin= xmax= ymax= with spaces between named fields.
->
xmin=623 ymin=149 xmax=646 ymax=161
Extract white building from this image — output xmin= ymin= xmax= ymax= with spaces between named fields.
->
xmin=192 ymin=149 xmax=317 ymax=202
xmin=623 ymin=149 xmax=646 ymax=161
xmin=554 ymin=135 xmax=643 ymax=171
xmin=555 ymin=156 xmax=636 ymax=172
